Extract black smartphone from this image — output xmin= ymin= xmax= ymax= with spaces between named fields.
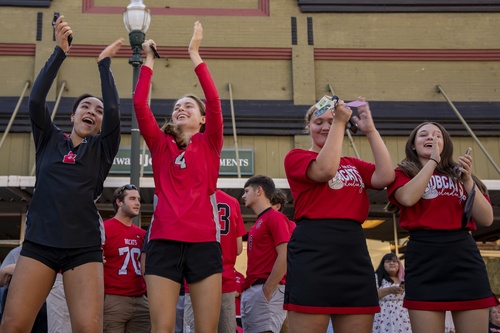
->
xmin=53 ymin=12 xmax=73 ymax=46
xmin=400 ymin=281 xmax=405 ymax=289
xmin=150 ymin=44 xmax=161 ymax=58
xmin=331 ymin=95 xmax=358 ymax=133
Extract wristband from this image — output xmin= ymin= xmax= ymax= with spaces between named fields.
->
xmin=429 ymin=157 xmax=439 ymax=164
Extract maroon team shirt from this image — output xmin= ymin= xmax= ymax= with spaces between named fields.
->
xmin=216 ymin=190 xmax=248 ymax=293
xmin=243 ymin=208 xmax=295 ymax=291
xmin=184 ymin=190 xmax=247 ymax=295
xmin=235 ymin=270 xmax=244 ymax=316
xmin=133 ymin=63 xmax=223 ymax=243
xmin=387 ymin=168 xmax=485 ymax=231
xmin=285 ymin=149 xmax=376 ymax=223
xmin=102 ymin=218 xmax=146 ymax=296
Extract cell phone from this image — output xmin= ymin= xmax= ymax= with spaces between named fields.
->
xmin=150 ymin=44 xmax=161 ymax=58
xmin=400 ymin=281 xmax=405 ymax=288
xmin=331 ymin=95 xmax=358 ymax=134
xmin=53 ymin=12 xmax=73 ymax=46
xmin=456 ymin=147 xmax=472 ymax=178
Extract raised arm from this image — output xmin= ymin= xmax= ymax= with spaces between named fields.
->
xmin=190 ymin=22 xmax=223 ymax=152
xmin=133 ymin=41 xmax=164 ymax=144
xmin=142 ymin=39 xmax=156 ymax=71
xmin=95 ymin=39 xmax=123 ymax=180
xmin=189 ymin=21 xmax=203 ymax=68
xmin=352 ymin=98 xmax=394 ymax=188
xmin=394 ymin=132 xmax=440 ymax=207
xmin=97 ymin=39 xmax=123 ymax=143
xmin=28 ymin=15 xmax=72 ymax=143
xmin=306 ymin=101 xmax=351 ymax=183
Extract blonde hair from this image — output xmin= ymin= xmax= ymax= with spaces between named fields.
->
xmin=304 ymin=96 xmax=335 ymax=133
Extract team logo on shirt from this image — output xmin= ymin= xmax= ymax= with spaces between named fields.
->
xmin=62 ymin=151 xmax=77 ymax=164
xmin=124 ymin=238 xmax=138 ymax=246
xmin=422 ymin=174 xmax=466 ymax=202
xmin=255 ymin=219 xmax=263 ymax=229
xmin=329 ymin=165 xmax=365 ymax=192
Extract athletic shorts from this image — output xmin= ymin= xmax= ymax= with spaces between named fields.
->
xmin=284 ymin=219 xmax=380 ymax=315
xmin=241 ymin=284 xmax=286 ymax=333
xmin=145 ymin=239 xmax=223 ymax=284
xmin=20 ymin=240 xmax=103 ymax=273
xmin=404 ymin=229 xmax=500 ymax=311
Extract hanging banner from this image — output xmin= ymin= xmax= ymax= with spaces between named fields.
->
xmin=111 ymin=148 xmax=254 ymax=176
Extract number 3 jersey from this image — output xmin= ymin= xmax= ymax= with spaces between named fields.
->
xmin=102 ymin=218 xmax=147 ymax=296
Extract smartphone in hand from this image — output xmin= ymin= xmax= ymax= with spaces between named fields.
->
xmin=52 ymin=12 xmax=73 ymax=46
xmin=457 ymin=147 xmax=472 ymax=178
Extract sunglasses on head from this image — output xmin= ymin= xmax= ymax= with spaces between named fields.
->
xmin=118 ymin=184 xmax=138 ymax=195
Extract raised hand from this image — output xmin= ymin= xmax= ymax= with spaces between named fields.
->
xmin=189 ymin=21 xmax=203 ymax=67
xmin=430 ymin=131 xmax=441 ymax=164
xmin=332 ymin=100 xmax=352 ymax=126
xmin=54 ymin=15 xmax=73 ymax=53
xmin=189 ymin=21 xmax=203 ymax=54
xmin=351 ymin=97 xmax=376 ymax=134
xmin=142 ymin=39 xmax=157 ymax=59
xmin=457 ymin=149 xmax=473 ymax=182
xmin=97 ymin=38 xmax=125 ymax=63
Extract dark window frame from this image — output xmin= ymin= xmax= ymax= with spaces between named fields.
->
xmin=297 ymin=0 xmax=500 ymax=13
xmin=0 ymin=0 xmax=50 ymax=7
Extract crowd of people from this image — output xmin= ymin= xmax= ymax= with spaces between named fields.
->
xmin=0 ymin=14 xmax=499 ymax=333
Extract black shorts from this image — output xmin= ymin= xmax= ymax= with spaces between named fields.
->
xmin=20 ymin=240 xmax=103 ymax=273
xmin=404 ymin=229 xmax=499 ymax=311
xmin=284 ymin=219 xmax=379 ymax=315
xmin=145 ymin=239 xmax=223 ymax=284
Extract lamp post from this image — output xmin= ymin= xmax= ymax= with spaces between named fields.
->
xmin=123 ymin=0 xmax=151 ymax=226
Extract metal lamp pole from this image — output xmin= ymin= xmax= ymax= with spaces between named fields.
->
xmin=123 ymin=0 xmax=151 ymax=226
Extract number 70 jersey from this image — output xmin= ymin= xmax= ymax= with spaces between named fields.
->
xmin=102 ymin=217 xmax=147 ymax=297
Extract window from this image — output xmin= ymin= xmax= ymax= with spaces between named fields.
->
xmin=0 ymin=0 xmax=50 ymax=7
xmin=297 ymin=0 xmax=500 ymax=13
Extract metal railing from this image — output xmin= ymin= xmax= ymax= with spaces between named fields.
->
xmin=228 ymin=83 xmax=242 ymax=178
xmin=437 ymin=84 xmax=500 ymax=174
xmin=0 ymin=81 xmax=31 ymax=151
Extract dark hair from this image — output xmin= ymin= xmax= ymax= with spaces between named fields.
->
xmin=374 ymin=253 xmax=399 ymax=288
xmin=112 ymin=184 xmax=138 ymax=213
xmin=161 ymin=94 xmax=206 ymax=147
xmin=398 ymin=121 xmax=488 ymax=195
xmin=270 ymin=188 xmax=287 ymax=212
xmin=72 ymin=94 xmax=103 ymax=115
xmin=244 ymin=175 xmax=276 ymax=201
xmin=398 ymin=122 xmax=456 ymax=178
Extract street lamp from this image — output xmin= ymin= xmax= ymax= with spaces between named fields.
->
xmin=123 ymin=0 xmax=151 ymax=226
